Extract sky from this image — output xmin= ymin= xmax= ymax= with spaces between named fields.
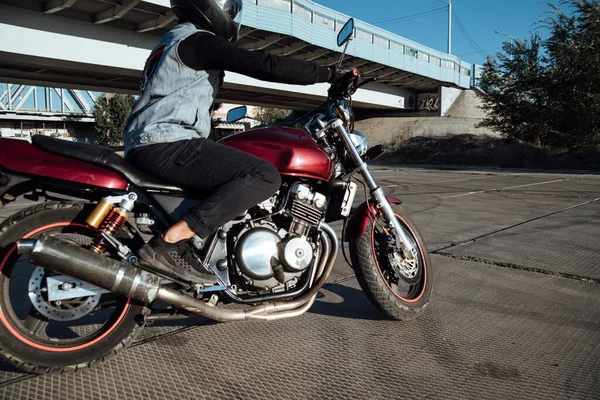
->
xmin=316 ymin=0 xmax=560 ymax=65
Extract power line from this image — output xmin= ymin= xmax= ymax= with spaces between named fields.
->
xmin=453 ymin=10 xmax=484 ymax=55
xmin=371 ymin=6 xmax=447 ymax=26
xmin=457 ymin=47 xmax=502 ymax=57
xmin=372 ymin=6 xmax=447 ymax=26
xmin=452 ymin=8 xmax=487 ymax=59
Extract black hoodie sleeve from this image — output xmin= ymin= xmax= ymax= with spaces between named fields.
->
xmin=178 ymin=32 xmax=330 ymax=85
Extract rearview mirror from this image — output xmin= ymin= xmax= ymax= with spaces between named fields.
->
xmin=337 ymin=18 xmax=354 ymax=47
xmin=227 ymin=106 xmax=247 ymax=123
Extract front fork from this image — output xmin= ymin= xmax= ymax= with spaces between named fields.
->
xmin=332 ymin=119 xmax=415 ymax=259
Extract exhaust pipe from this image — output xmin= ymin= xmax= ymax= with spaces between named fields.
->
xmin=17 ymin=223 xmax=339 ymax=322
xmin=20 ymin=237 xmax=162 ymax=304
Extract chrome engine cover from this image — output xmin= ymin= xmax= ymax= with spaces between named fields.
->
xmin=282 ymin=237 xmax=313 ymax=271
xmin=236 ymin=228 xmax=280 ymax=280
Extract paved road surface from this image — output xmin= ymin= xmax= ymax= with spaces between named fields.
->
xmin=0 ymin=167 xmax=598 ymax=399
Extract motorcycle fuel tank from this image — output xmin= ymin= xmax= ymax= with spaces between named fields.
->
xmin=220 ymin=127 xmax=334 ymax=182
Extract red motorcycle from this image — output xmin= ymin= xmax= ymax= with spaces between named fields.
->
xmin=0 ymin=19 xmax=431 ymax=374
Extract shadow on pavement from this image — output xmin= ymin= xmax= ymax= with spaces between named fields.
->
xmin=0 ymin=360 xmax=22 ymax=374
xmin=310 ymin=284 xmax=390 ymax=321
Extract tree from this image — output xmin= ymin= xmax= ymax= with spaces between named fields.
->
xmin=92 ymin=93 xmax=137 ymax=146
xmin=477 ymin=0 xmax=600 ymax=151
xmin=478 ymin=34 xmax=549 ymax=146
xmin=253 ymin=107 xmax=291 ymax=124
xmin=544 ymin=0 xmax=600 ymax=150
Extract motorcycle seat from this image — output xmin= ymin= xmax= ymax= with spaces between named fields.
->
xmin=31 ymin=136 xmax=184 ymax=192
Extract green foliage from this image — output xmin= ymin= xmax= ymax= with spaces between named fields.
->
xmin=92 ymin=94 xmax=137 ymax=146
xmin=254 ymin=107 xmax=291 ymax=124
xmin=477 ymin=0 xmax=600 ymax=151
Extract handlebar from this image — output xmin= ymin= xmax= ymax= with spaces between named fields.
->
xmin=356 ymin=77 xmax=376 ymax=90
xmin=328 ymin=69 xmax=376 ymax=99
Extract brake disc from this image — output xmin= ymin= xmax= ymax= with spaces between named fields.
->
xmin=387 ymin=237 xmax=421 ymax=285
xmin=28 ymin=267 xmax=101 ymax=322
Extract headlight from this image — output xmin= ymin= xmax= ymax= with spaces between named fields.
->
xmin=349 ymin=130 xmax=368 ymax=156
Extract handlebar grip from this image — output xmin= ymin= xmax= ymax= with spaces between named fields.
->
xmin=345 ymin=68 xmax=360 ymax=83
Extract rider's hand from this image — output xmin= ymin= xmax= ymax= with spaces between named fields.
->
xmin=328 ymin=66 xmax=356 ymax=84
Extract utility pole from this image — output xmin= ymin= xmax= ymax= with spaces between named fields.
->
xmin=448 ymin=0 xmax=452 ymax=54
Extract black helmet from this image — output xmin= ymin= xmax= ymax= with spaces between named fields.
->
xmin=171 ymin=0 xmax=243 ymax=42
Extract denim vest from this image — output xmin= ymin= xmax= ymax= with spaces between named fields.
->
xmin=124 ymin=23 xmax=221 ymax=155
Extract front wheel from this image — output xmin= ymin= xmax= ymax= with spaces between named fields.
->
xmin=349 ymin=204 xmax=432 ymax=320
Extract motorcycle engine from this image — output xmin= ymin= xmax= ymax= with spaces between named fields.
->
xmin=232 ymin=184 xmax=327 ymax=293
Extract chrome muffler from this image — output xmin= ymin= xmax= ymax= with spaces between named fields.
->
xmin=17 ymin=223 xmax=338 ymax=322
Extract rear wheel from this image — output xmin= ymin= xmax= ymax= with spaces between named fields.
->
xmin=0 ymin=201 xmax=145 ymax=374
xmin=350 ymin=204 xmax=432 ymax=320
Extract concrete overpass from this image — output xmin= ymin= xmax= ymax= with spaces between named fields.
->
xmin=0 ymin=0 xmax=478 ymax=111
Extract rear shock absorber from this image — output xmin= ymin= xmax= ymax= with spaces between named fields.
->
xmin=86 ymin=193 xmax=137 ymax=254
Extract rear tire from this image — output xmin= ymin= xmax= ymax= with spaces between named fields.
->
xmin=0 ymin=201 xmax=145 ymax=374
xmin=349 ymin=204 xmax=432 ymax=320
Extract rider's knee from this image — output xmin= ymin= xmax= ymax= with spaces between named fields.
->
xmin=256 ymin=161 xmax=281 ymax=192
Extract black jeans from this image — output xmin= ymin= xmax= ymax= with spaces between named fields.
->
xmin=126 ymin=138 xmax=281 ymax=238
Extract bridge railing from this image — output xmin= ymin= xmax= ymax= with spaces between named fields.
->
xmin=242 ymin=0 xmax=478 ymax=88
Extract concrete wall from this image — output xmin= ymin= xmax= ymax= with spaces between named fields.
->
xmin=440 ymin=87 xmax=463 ymax=117
xmin=354 ymin=90 xmax=499 ymax=146
xmin=355 ymin=116 xmax=499 ymax=148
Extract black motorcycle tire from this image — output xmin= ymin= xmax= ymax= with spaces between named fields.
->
xmin=0 ymin=201 xmax=145 ymax=374
xmin=349 ymin=204 xmax=432 ymax=320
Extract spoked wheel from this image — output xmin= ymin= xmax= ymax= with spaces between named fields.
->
xmin=0 ymin=202 xmax=145 ymax=374
xmin=350 ymin=204 xmax=432 ymax=320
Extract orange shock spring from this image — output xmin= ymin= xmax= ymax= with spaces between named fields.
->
xmin=89 ymin=208 xmax=128 ymax=253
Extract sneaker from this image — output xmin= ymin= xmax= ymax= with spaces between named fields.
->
xmin=139 ymin=235 xmax=215 ymax=284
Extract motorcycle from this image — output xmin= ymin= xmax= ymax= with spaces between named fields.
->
xmin=0 ymin=19 xmax=431 ymax=374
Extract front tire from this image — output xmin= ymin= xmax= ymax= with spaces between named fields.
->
xmin=0 ymin=201 xmax=145 ymax=374
xmin=349 ymin=204 xmax=432 ymax=320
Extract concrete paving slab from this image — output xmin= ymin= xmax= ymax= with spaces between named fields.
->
xmin=401 ymin=192 xmax=590 ymax=251
xmin=0 ymin=255 xmax=598 ymax=400
xmin=403 ymin=175 xmax=564 ymax=195
xmin=446 ymin=201 xmax=600 ymax=280
xmin=502 ymin=177 xmax=600 ymax=198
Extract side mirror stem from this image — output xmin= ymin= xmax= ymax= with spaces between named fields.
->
xmin=338 ymin=38 xmax=352 ymax=68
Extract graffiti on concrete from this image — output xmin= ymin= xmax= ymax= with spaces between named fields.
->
xmin=417 ymin=94 xmax=440 ymax=112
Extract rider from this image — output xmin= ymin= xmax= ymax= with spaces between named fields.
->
xmin=124 ymin=0 xmax=351 ymax=283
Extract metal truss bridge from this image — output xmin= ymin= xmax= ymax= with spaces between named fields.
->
xmin=0 ymin=84 xmax=95 ymax=122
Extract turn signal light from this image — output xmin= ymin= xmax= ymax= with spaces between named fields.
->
xmin=363 ymin=145 xmax=386 ymax=161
